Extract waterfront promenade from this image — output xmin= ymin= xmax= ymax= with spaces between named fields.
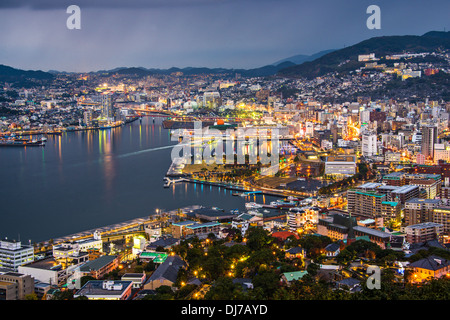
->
xmin=41 ymin=205 xmax=202 ymax=247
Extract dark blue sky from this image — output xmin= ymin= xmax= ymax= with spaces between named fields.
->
xmin=0 ymin=0 xmax=448 ymax=72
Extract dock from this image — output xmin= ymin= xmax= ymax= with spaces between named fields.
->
xmin=40 ymin=205 xmax=202 ymax=247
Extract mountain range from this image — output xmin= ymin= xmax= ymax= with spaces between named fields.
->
xmin=278 ymin=31 xmax=450 ymax=79
xmin=1 ymin=31 xmax=449 ymax=84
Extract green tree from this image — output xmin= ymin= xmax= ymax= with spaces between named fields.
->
xmin=204 ymin=277 xmax=246 ymax=300
xmin=80 ymin=276 xmax=95 ymax=287
xmin=144 ymin=260 xmax=156 ymax=272
xmin=306 ymin=262 xmax=320 ymax=277
xmin=51 ymin=290 xmax=74 ymax=300
xmin=252 ymin=270 xmax=280 ymax=299
xmin=24 ymin=293 xmax=38 ymax=300
xmin=246 ymin=227 xmax=273 ymax=251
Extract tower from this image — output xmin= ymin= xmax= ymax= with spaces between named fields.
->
xmin=101 ymin=93 xmax=114 ymax=121
xmin=421 ymin=125 xmax=437 ymax=159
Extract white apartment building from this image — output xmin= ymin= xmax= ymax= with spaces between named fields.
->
xmin=324 ymin=155 xmax=356 ymax=177
xmin=361 ymin=133 xmax=377 ymax=156
xmin=52 ymin=231 xmax=102 ymax=260
xmin=0 ymin=239 xmax=34 ymax=271
xmin=287 ymin=207 xmax=319 ymax=232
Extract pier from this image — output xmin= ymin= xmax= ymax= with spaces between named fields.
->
xmin=39 ymin=205 xmax=202 ymax=248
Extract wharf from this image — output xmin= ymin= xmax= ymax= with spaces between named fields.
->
xmin=41 ymin=205 xmax=202 ymax=247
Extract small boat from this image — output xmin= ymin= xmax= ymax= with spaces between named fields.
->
xmin=270 ymin=200 xmax=297 ymax=208
xmin=245 ymin=202 xmax=263 ymax=209
xmin=163 ymin=178 xmax=171 ymax=188
xmin=247 ymin=210 xmax=263 ymax=217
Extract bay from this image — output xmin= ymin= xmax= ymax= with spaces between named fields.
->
xmin=0 ymin=117 xmax=278 ymax=243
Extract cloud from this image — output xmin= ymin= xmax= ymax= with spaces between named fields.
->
xmin=0 ymin=0 xmax=239 ymax=10
xmin=0 ymin=0 xmax=448 ymax=72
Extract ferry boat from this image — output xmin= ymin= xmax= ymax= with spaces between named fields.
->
xmin=270 ymin=199 xmax=297 ymax=208
xmin=247 ymin=210 xmax=263 ymax=217
xmin=245 ymin=202 xmax=263 ymax=209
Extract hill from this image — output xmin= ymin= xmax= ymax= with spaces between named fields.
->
xmin=100 ymin=61 xmax=296 ymax=78
xmin=272 ymin=49 xmax=335 ymax=66
xmin=278 ymin=32 xmax=450 ymax=79
xmin=0 ymin=64 xmax=54 ymax=82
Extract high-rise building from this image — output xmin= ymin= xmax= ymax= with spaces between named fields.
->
xmin=404 ymin=198 xmax=441 ymax=226
xmin=101 ymin=93 xmax=114 ymax=121
xmin=347 ymin=189 xmax=386 ymax=218
xmin=287 ymin=207 xmax=319 ymax=232
xmin=404 ymin=222 xmax=444 ymax=244
xmin=83 ymin=109 xmax=93 ymax=127
xmin=361 ymin=132 xmax=377 ymax=156
xmin=0 ymin=272 xmax=34 ymax=300
xmin=421 ymin=125 xmax=437 ymax=159
xmin=0 ymin=239 xmax=34 ymax=271
xmin=433 ymin=206 xmax=450 ymax=232
xmin=203 ymin=92 xmax=221 ymax=109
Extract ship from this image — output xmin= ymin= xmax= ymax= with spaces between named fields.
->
xmin=270 ymin=199 xmax=297 ymax=209
xmin=0 ymin=139 xmax=45 ymax=147
xmin=245 ymin=202 xmax=263 ymax=209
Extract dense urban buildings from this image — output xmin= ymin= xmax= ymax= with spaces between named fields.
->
xmin=1 ymin=23 xmax=450 ymax=303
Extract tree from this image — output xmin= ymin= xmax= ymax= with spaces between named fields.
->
xmin=336 ymin=248 xmax=356 ymax=265
xmin=207 ymin=233 xmax=216 ymax=240
xmin=252 ymin=270 xmax=280 ymax=299
xmin=306 ymin=262 xmax=320 ymax=277
xmin=134 ymin=265 xmax=144 ymax=273
xmin=144 ymin=260 xmax=156 ymax=272
xmin=24 ymin=293 xmax=38 ymax=300
xmin=80 ymin=276 xmax=95 ymax=287
xmin=204 ymin=277 xmax=245 ymax=300
xmin=175 ymin=284 xmax=197 ymax=300
xmin=143 ymin=285 xmax=175 ymax=300
xmin=246 ymin=227 xmax=273 ymax=251
xmin=51 ymin=290 xmax=74 ymax=300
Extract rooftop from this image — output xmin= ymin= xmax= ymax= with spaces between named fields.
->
xmin=405 ymin=222 xmax=444 ymax=229
xmin=391 ymin=185 xmax=419 ymax=194
xmin=282 ymin=271 xmax=308 ymax=282
xmin=382 ymin=201 xmax=399 ymax=207
xmin=186 ymin=221 xmax=221 ymax=230
xmin=409 ymin=255 xmax=450 ymax=271
xmin=405 ymin=198 xmax=441 ymax=204
xmin=172 ymin=220 xmax=196 ymax=227
xmin=355 ymin=190 xmax=385 ymax=198
xmin=353 ymin=226 xmax=392 ymax=239
xmin=145 ymin=255 xmax=185 ymax=284
xmin=20 ymin=258 xmax=62 ymax=271
xmin=79 ymin=255 xmax=118 ymax=272
xmin=75 ymin=280 xmax=133 ymax=297
xmin=326 ymin=155 xmax=356 ymax=163
xmin=146 ymin=237 xmax=179 ymax=249
xmin=358 ymin=182 xmax=382 ymax=189
xmin=139 ymin=252 xmax=168 ymax=263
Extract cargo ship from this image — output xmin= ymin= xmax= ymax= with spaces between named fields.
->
xmin=0 ymin=138 xmax=46 ymax=147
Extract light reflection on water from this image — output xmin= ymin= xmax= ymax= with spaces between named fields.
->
xmin=0 ymin=117 xmax=281 ymax=242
